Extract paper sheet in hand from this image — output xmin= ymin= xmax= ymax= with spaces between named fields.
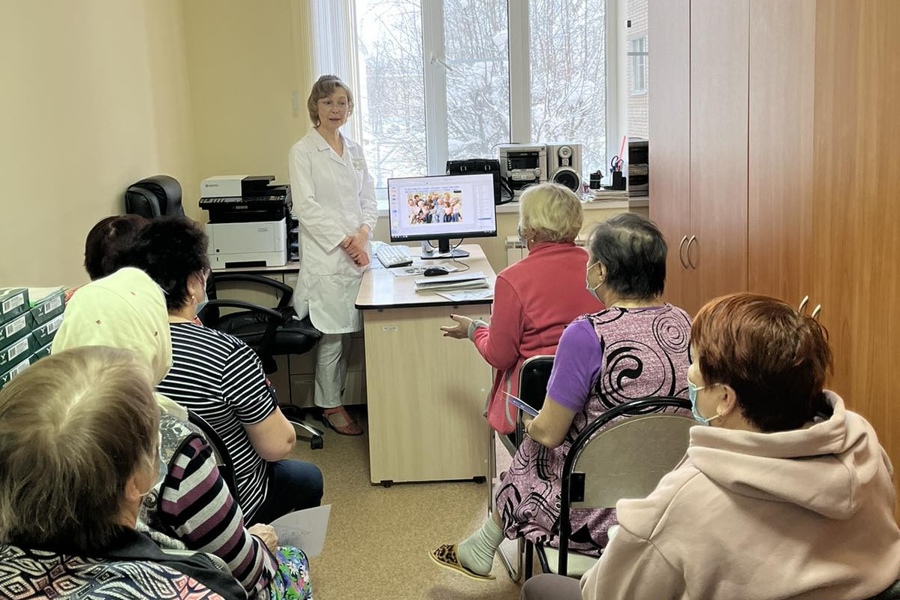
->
xmin=269 ymin=504 xmax=331 ymax=557
xmin=500 ymin=390 xmax=539 ymax=417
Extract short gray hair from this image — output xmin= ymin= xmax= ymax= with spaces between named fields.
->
xmin=518 ymin=182 xmax=584 ymax=243
xmin=0 ymin=346 xmax=159 ymax=553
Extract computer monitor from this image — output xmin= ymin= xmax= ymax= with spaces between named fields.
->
xmin=387 ymin=173 xmax=497 ymax=259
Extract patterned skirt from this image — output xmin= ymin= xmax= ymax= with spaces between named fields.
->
xmin=271 ymin=546 xmax=312 ymax=600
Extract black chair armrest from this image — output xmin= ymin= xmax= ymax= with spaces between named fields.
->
xmin=209 ymin=273 xmax=294 ymax=309
xmin=198 ymin=299 xmax=282 ymax=321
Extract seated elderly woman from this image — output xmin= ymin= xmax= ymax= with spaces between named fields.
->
xmin=441 ymin=182 xmax=602 ymax=435
xmin=524 ymin=293 xmax=900 ymax=600
xmin=117 ymin=217 xmax=323 ymax=525
xmin=0 ymin=346 xmax=244 ymax=599
xmin=432 ymin=213 xmax=692 ymax=579
xmin=52 ymin=267 xmax=312 ymax=600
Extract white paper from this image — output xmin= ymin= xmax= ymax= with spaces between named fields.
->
xmin=269 ymin=504 xmax=331 ymax=557
xmin=435 ymin=289 xmax=494 ymax=302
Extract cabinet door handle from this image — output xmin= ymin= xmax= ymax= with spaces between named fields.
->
xmin=686 ymin=235 xmax=698 ymax=269
xmin=811 ymin=305 xmax=822 ymax=320
xmin=798 ymin=295 xmax=809 ymax=313
xmin=678 ymin=235 xmax=689 ymax=269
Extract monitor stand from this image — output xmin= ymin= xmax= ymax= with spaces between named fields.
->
xmin=420 ymin=239 xmax=470 ymax=259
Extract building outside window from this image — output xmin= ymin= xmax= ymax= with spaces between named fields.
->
xmin=629 ymin=36 xmax=648 ymax=95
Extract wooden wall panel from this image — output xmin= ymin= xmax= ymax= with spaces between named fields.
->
xmin=748 ymin=0 xmax=816 ymax=306
xmin=648 ymin=0 xmax=693 ymax=311
xmin=813 ymin=0 xmax=900 ymax=521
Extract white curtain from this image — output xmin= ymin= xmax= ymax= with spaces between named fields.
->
xmin=308 ymin=0 xmax=363 ymax=142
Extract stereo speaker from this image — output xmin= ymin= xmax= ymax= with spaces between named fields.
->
xmin=545 ymin=143 xmax=583 ymax=193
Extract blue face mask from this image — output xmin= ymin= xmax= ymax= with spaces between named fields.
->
xmin=688 ymin=378 xmax=720 ymax=426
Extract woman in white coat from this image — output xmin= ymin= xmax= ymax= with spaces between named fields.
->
xmin=289 ymin=75 xmax=378 ymax=436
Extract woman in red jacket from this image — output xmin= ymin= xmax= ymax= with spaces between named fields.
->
xmin=441 ymin=182 xmax=603 ymax=435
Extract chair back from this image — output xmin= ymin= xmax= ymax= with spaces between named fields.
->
xmin=187 ymin=410 xmax=238 ymax=500
xmin=557 ymin=396 xmax=694 ymax=575
xmin=519 ymin=355 xmax=554 ymax=412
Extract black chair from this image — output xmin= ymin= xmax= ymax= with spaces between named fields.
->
xmin=198 ymin=272 xmax=325 ymax=449
xmin=534 ymin=396 xmax=694 ymax=578
xmin=124 ymin=175 xmax=185 ymax=219
xmin=490 ymin=355 xmax=555 ymax=581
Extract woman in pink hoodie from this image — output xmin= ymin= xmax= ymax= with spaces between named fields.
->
xmin=524 ymin=293 xmax=900 ymax=600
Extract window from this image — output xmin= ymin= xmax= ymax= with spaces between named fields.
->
xmin=313 ymin=0 xmax=613 ymax=191
xmin=629 ymin=36 xmax=647 ymax=95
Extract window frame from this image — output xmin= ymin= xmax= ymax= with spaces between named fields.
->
xmin=313 ymin=0 xmax=621 ymax=184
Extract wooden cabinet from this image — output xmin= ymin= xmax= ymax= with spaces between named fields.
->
xmin=650 ymin=0 xmax=749 ymax=315
xmin=650 ymin=0 xmax=900 ymax=521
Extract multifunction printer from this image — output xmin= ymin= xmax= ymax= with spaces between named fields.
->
xmin=199 ymin=175 xmax=291 ymax=268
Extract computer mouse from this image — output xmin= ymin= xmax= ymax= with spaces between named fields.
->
xmin=423 ymin=266 xmax=450 ymax=277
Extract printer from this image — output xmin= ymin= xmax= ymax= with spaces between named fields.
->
xmin=200 ymin=175 xmax=292 ymax=268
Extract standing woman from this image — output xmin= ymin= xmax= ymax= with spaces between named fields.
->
xmin=289 ymin=75 xmax=378 ymax=436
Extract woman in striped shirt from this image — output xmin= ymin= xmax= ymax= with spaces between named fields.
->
xmin=119 ymin=217 xmax=324 ymax=526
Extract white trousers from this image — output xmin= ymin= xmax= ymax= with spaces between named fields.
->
xmin=314 ymin=332 xmax=351 ymax=409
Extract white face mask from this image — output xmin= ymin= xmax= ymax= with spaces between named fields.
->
xmin=585 ymin=261 xmax=602 ymax=301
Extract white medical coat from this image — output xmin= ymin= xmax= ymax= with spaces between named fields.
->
xmin=288 ymin=128 xmax=378 ymax=334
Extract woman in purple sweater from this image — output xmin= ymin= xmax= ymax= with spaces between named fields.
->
xmin=433 ymin=213 xmax=691 ymax=579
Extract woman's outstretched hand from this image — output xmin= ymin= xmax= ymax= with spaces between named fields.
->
xmin=441 ymin=314 xmax=473 ymax=339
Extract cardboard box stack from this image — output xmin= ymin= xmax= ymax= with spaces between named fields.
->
xmin=0 ymin=287 xmax=65 ymax=390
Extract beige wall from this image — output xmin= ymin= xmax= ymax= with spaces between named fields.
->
xmin=0 ymin=0 xmax=196 ymax=287
xmin=181 ymin=0 xmax=314 ymax=217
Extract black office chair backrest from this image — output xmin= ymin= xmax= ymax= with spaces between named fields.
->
xmin=125 ymin=175 xmax=185 ymax=219
xmin=556 ymin=396 xmax=694 ymax=575
xmin=187 ymin=410 xmax=238 ymax=500
xmin=868 ymin=580 xmax=900 ymax=600
xmin=519 ymin=355 xmax=554 ymax=413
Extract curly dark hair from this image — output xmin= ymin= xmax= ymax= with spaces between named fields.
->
xmin=116 ymin=216 xmax=209 ymax=311
xmin=83 ymin=215 xmax=148 ymax=281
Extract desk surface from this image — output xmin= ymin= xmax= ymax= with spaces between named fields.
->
xmin=356 ymin=245 xmax=497 ymax=310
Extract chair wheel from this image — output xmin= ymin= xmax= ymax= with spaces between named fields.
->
xmin=310 ymin=436 xmax=324 ymax=450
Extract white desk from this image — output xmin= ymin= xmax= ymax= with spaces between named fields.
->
xmin=356 ymin=245 xmax=495 ymax=485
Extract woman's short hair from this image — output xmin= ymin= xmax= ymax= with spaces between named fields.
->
xmin=83 ymin=215 xmax=148 ymax=280
xmin=307 ymin=74 xmax=354 ymax=125
xmin=691 ymin=293 xmax=833 ymax=432
xmin=117 ymin=216 xmax=210 ymax=312
xmin=518 ymin=183 xmax=584 ymax=243
xmin=0 ymin=346 xmax=158 ymax=553
xmin=587 ymin=213 xmax=667 ymax=299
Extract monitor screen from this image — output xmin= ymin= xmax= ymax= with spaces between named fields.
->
xmin=387 ymin=173 xmax=497 ymax=251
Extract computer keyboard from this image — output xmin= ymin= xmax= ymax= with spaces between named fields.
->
xmin=375 ymin=244 xmax=413 ymax=268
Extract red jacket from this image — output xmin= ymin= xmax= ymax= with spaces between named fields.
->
xmin=472 ymin=241 xmax=603 ymax=434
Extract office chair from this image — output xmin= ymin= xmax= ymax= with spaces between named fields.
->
xmin=124 ymin=175 xmax=185 ymax=219
xmin=532 ymin=396 xmax=694 ymax=578
xmin=198 ymin=272 xmax=326 ymax=449
xmin=489 ymin=355 xmax=555 ymax=581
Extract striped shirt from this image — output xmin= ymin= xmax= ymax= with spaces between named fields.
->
xmin=158 ymin=323 xmax=277 ymax=522
xmin=160 ymin=435 xmax=276 ymax=598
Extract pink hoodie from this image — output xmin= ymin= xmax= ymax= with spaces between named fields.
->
xmin=581 ymin=391 xmax=900 ymax=600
